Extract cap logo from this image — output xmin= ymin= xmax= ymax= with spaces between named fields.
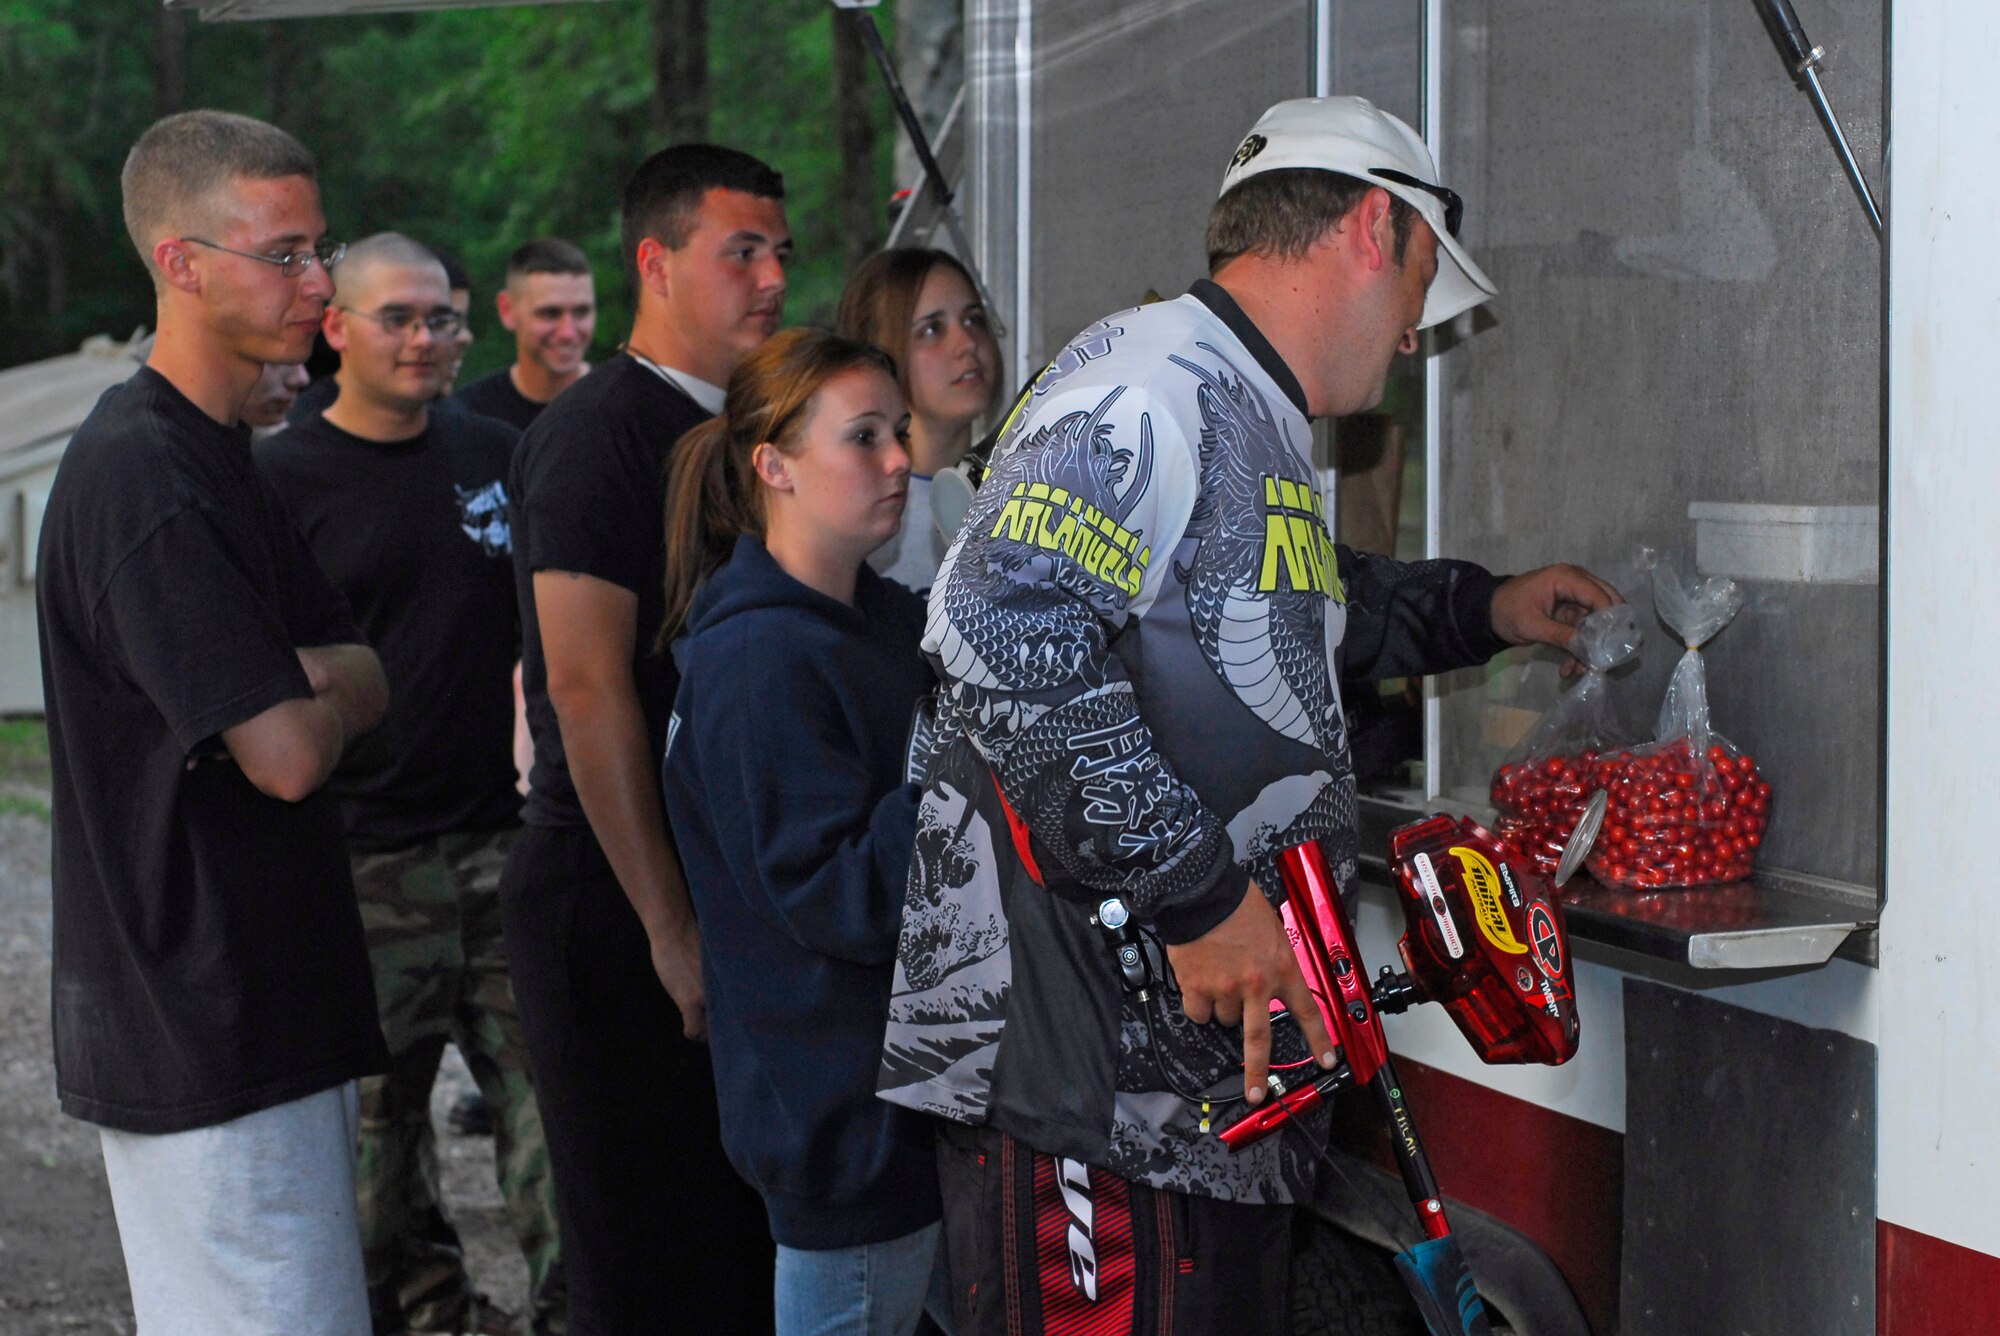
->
xmin=1229 ymin=134 xmax=1268 ymax=170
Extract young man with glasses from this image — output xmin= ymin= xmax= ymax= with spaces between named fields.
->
xmin=34 ymin=110 xmax=389 ymax=1334
xmin=256 ymin=233 xmax=565 ymax=1336
xmin=457 ymin=236 xmax=598 ymax=431
xmin=502 ymin=143 xmax=789 ymax=1332
xmin=882 ymin=96 xmax=1621 ymax=1332
xmin=289 ymin=241 xmax=477 ymax=424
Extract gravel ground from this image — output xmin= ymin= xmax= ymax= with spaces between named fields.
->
xmin=0 ymin=730 xmax=527 ymax=1333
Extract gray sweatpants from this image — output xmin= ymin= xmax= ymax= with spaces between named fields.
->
xmin=97 ymin=1082 xmax=370 ymax=1336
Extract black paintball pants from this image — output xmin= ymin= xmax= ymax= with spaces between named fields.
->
xmin=935 ymin=1122 xmax=1292 ymax=1335
xmin=500 ymin=823 xmax=773 ymax=1335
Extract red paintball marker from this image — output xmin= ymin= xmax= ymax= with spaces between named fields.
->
xmin=1220 ymin=800 xmax=1599 ymax=1335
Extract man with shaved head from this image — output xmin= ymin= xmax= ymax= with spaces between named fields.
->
xmin=35 ymin=110 xmax=389 ymax=1334
xmin=289 ymin=241 xmax=478 ymax=423
xmin=258 ymin=233 xmax=564 ymax=1336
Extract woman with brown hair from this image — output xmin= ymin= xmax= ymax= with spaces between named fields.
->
xmin=657 ymin=328 xmax=946 ymax=1334
xmin=835 ymin=248 xmax=1000 ymax=593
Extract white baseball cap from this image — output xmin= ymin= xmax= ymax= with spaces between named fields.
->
xmin=1219 ymin=96 xmax=1497 ymax=329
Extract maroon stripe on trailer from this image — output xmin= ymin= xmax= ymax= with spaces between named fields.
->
xmin=1879 ymin=1220 xmax=2000 ymax=1334
xmin=1032 ymin=1154 xmax=1137 ymax=1336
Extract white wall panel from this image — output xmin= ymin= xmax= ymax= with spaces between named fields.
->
xmin=1879 ymin=0 xmax=2000 ymax=1259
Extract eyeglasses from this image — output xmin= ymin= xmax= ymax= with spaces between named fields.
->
xmin=181 ymin=236 xmax=346 ymax=278
xmin=337 ymin=306 xmax=467 ymax=339
xmin=1371 ymin=168 xmax=1464 ymax=238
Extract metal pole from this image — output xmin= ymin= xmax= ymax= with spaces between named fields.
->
xmin=1799 ymin=63 xmax=1884 ymax=236
xmin=1750 ymin=0 xmax=1884 ymax=237
xmin=836 ymin=4 xmax=1010 ymax=336
xmin=1421 ymin=0 xmax=1444 ymax=803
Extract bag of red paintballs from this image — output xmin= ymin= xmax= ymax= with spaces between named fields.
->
xmin=1490 ymin=604 xmax=1645 ymax=877
xmin=1586 ymin=560 xmax=1772 ymax=890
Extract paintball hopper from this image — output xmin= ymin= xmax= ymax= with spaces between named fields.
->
xmin=1220 ymin=807 xmax=1591 ymax=1154
xmin=1385 ymin=813 xmax=1582 ymax=1066
xmin=1215 ymin=816 xmax=1591 ymax=1336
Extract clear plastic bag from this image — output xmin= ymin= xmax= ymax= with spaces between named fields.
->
xmin=1490 ymin=605 xmax=1644 ymax=877
xmin=1586 ymin=559 xmax=1771 ymax=890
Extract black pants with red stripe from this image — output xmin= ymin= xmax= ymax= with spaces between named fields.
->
xmin=935 ymin=1122 xmax=1292 ymax=1335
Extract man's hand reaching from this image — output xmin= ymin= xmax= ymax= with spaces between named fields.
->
xmin=1489 ymin=564 xmax=1624 ymax=678
xmin=1165 ymin=882 xmax=1338 ymax=1106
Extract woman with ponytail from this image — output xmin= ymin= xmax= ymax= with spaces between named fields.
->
xmin=658 ymin=328 xmax=946 ymax=1334
xmin=835 ymin=248 xmax=1000 ymax=594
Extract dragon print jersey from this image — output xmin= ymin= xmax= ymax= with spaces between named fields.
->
xmin=880 ymin=282 xmax=1509 ymax=1203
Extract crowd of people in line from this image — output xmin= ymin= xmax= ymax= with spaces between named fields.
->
xmin=35 ymin=94 xmax=1618 ymax=1336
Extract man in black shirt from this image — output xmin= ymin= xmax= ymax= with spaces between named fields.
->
xmin=504 ymin=145 xmax=788 ymax=1332
xmin=36 ymin=110 xmax=389 ymax=1333
xmin=456 ymin=237 xmax=597 ymax=431
xmin=258 ymin=233 xmax=564 ymax=1336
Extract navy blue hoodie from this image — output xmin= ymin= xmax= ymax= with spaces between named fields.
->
xmin=662 ymin=533 xmax=940 ymax=1249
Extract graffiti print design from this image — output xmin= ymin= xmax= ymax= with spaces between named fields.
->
xmin=455 ymin=480 xmax=511 ymax=557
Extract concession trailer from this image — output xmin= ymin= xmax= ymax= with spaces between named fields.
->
xmin=143 ymin=0 xmax=2000 ymax=1329
xmin=924 ymin=3 xmax=1994 ymax=1331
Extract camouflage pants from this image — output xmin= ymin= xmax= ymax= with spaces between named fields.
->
xmin=353 ymin=829 xmax=565 ymax=1334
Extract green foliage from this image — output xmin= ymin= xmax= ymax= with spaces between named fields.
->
xmin=0 ymin=718 xmax=51 ymax=820
xmin=0 ymin=0 xmax=157 ymax=363
xmin=711 ymin=0 xmax=895 ymax=330
xmin=0 ymin=0 xmax=898 ymax=377
xmin=0 ymin=718 xmax=50 ymax=770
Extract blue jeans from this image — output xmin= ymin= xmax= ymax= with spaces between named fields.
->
xmin=773 ymin=1221 xmax=950 ymax=1336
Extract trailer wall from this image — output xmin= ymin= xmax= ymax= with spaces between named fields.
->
xmin=1878 ymin=0 xmax=2000 ymax=1324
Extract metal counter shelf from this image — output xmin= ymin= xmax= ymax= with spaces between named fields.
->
xmin=1354 ymin=790 xmax=1878 ymax=972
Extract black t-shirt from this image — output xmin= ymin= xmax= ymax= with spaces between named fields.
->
xmin=257 ymin=409 xmax=523 ymax=851
xmin=512 ymin=353 xmax=709 ymax=828
xmin=35 ymin=367 xmax=388 ymax=1134
xmin=456 ymin=367 xmax=548 ymax=433
xmin=289 ymin=377 xmax=487 ymax=428
xmin=288 ymin=372 xmax=338 ymax=424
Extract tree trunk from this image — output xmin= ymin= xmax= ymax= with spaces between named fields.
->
xmin=156 ymin=6 xmax=189 ymax=117
xmin=650 ymin=0 xmax=709 ymax=144
xmin=265 ymin=22 xmax=302 ymax=133
xmin=831 ymin=10 xmax=880 ymax=268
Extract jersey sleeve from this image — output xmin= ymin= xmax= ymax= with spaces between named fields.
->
xmin=928 ymin=383 xmax=1248 ymax=944
xmin=1334 ymin=546 xmax=1512 ymax=683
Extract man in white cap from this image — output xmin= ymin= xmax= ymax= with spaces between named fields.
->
xmin=880 ymin=96 xmax=1619 ymax=1330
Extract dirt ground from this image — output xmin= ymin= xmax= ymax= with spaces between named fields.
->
xmin=0 ymin=725 xmax=527 ymax=1333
